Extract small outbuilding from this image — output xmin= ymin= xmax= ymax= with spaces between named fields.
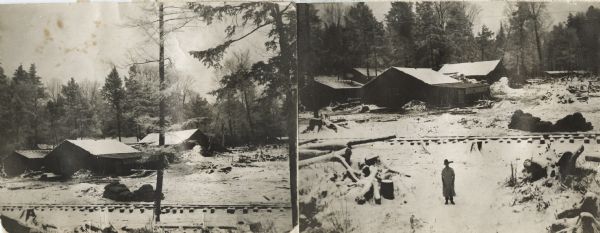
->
xmin=140 ymin=129 xmax=211 ymax=150
xmin=362 ymin=67 xmax=490 ymax=108
xmin=300 ymin=76 xmax=363 ymax=108
xmin=2 ymin=150 xmax=51 ymax=177
xmin=45 ymin=140 xmax=142 ymax=176
xmin=438 ymin=60 xmax=505 ymax=84
xmin=344 ymin=68 xmax=384 ymax=84
xmin=544 ymin=70 xmax=591 ymax=78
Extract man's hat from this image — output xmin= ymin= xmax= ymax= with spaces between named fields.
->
xmin=444 ymin=159 xmax=453 ymax=165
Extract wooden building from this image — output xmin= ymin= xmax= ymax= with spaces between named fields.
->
xmin=300 ymin=76 xmax=363 ymax=109
xmin=45 ymin=140 xmax=142 ymax=176
xmin=343 ymin=68 xmax=384 ymax=84
xmin=544 ymin=70 xmax=591 ymax=78
xmin=2 ymin=150 xmax=50 ymax=177
xmin=362 ymin=67 xmax=490 ymax=108
xmin=140 ymin=129 xmax=211 ymax=150
xmin=438 ymin=60 xmax=505 ymax=84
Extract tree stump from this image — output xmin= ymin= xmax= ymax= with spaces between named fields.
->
xmin=380 ymin=179 xmax=395 ymax=200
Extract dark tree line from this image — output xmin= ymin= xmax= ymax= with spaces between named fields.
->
xmin=303 ymin=2 xmax=600 ymax=86
xmin=305 ymin=2 xmax=486 ymax=78
xmin=545 ymin=6 xmax=600 ymax=73
xmin=0 ymin=60 xmax=289 ymax=158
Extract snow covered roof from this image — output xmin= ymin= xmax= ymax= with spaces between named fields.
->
xmin=140 ymin=129 xmax=200 ymax=146
xmin=438 ymin=60 xmax=501 ymax=77
xmin=314 ymin=76 xmax=363 ymax=89
xmin=391 ymin=67 xmax=460 ymax=85
xmin=353 ymin=68 xmax=383 ymax=77
xmin=14 ymin=150 xmax=51 ymax=159
xmin=65 ymin=140 xmax=141 ymax=159
xmin=107 ymin=136 xmax=139 ymax=144
xmin=433 ymin=82 xmax=489 ymax=89
xmin=545 ymin=70 xmax=590 ymax=75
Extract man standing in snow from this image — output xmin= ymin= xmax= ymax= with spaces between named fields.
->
xmin=442 ymin=159 xmax=456 ymax=205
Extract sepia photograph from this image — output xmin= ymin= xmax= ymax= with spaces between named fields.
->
xmin=0 ymin=1 xmax=297 ymax=232
xmin=297 ymin=2 xmax=600 ymax=233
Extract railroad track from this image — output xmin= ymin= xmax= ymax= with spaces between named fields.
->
xmin=0 ymin=203 xmax=290 ymax=215
xmin=388 ymin=133 xmax=600 ymax=145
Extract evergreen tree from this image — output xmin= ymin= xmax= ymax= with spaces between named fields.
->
xmin=385 ymin=2 xmax=415 ymax=67
xmin=345 ymin=3 xmax=384 ymax=74
xmin=101 ymin=67 xmax=125 ymax=141
xmin=476 ymin=25 xmax=495 ymax=60
xmin=62 ymin=78 xmax=94 ymax=139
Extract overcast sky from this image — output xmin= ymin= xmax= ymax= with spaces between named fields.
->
xmin=0 ymin=2 xmax=274 ymax=102
xmin=2 ymin=1 xmax=599 ymax=100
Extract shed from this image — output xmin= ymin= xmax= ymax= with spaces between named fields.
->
xmin=300 ymin=76 xmax=363 ymax=109
xmin=362 ymin=67 xmax=490 ymax=108
xmin=438 ymin=60 xmax=505 ymax=84
xmin=544 ymin=70 xmax=591 ymax=78
xmin=2 ymin=150 xmax=50 ymax=177
xmin=140 ymin=129 xmax=210 ymax=149
xmin=344 ymin=68 xmax=384 ymax=84
xmin=45 ymin=140 xmax=142 ymax=176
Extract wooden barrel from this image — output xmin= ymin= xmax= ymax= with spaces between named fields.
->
xmin=380 ymin=179 xmax=394 ymax=200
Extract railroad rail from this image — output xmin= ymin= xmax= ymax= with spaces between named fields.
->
xmin=385 ymin=133 xmax=600 ymax=145
xmin=0 ymin=203 xmax=290 ymax=215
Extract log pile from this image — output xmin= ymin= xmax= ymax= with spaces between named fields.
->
xmin=299 ymin=135 xmax=408 ymax=205
xmin=103 ymin=182 xmax=161 ymax=202
xmin=301 ymin=116 xmax=348 ymax=133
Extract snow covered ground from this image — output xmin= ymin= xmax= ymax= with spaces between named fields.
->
xmin=0 ymin=145 xmax=292 ymax=232
xmin=299 ymin=77 xmax=600 ymax=233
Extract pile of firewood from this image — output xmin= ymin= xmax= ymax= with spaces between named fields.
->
xmin=299 ymin=135 xmax=409 ymax=205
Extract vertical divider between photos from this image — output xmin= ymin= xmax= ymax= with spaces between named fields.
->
xmin=294 ymin=2 xmax=313 ymax=229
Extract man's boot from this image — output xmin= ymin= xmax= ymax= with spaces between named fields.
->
xmin=445 ymin=197 xmax=448 ymax=205
xmin=450 ymin=198 xmax=455 ymax=205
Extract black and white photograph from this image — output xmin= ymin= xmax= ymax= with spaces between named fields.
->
xmin=297 ymin=2 xmax=600 ymax=233
xmin=0 ymin=1 xmax=297 ymax=232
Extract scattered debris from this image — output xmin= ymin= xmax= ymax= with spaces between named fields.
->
xmin=302 ymin=117 xmax=342 ymax=133
xmin=508 ymin=110 xmax=593 ymax=132
xmin=402 ymin=100 xmax=427 ymax=112
xmin=103 ymin=182 xmax=160 ymax=202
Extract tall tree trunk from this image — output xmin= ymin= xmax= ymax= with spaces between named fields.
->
xmin=158 ymin=2 xmax=166 ymax=146
xmin=33 ymin=96 xmax=38 ymax=147
xmin=154 ymin=2 xmax=165 ymax=224
xmin=364 ymin=30 xmax=370 ymax=77
xmin=116 ymin=104 xmax=122 ymax=142
xmin=481 ymin=46 xmax=485 ymax=60
xmin=242 ymin=89 xmax=254 ymax=142
xmin=532 ymin=19 xmax=543 ymax=72
xmin=273 ymin=3 xmax=298 ymax=227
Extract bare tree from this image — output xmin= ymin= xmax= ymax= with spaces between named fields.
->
xmin=126 ymin=2 xmax=198 ymax=146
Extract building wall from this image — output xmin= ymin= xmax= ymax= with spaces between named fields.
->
xmin=45 ymin=142 xmax=91 ymax=176
xmin=2 ymin=153 xmax=43 ymax=177
xmin=362 ymin=69 xmax=432 ymax=107
xmin=45 ymin=141 xmax=137 ymax=176
xmin=300 ymin=82 xmax=361 ymax=109
xmin=428 ymin=86 xmax=465 ymax=107
xmin=363 ymin=69 xmax=491 ymax=108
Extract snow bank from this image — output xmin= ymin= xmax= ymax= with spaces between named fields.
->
xmin=491 ymin=77 xmax=524 ymax=99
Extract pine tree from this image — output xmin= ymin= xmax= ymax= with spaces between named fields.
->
xmin=476 ymin=25 xmax=495 ymax=60
xmin=385 ymin=2 xmax=415 ymax=67
xmin=101 ymin=67 xmax=125 ymax=141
